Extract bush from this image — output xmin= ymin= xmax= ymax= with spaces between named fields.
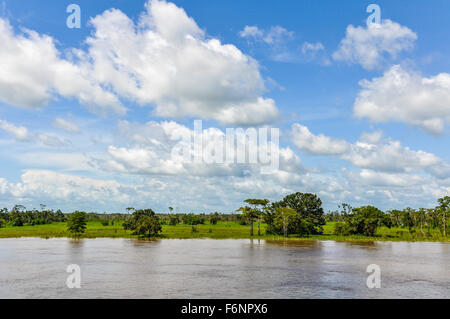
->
xmin=345 ymin=206 xmax=390 ymax=237
xmin=0 ymin=219 xmax=5 ymax=228
xmin=169 ymin=214 xmax=180 ymax=226
xmin=209 ymin=213 xmax=219 ymax=225
xmin=297 ymin=219 xmax=317 ymax=236
xmin=100 ymin=220 xmax=109 ymax=226
xmin=333 ymin=222 xmax=351 ymax=236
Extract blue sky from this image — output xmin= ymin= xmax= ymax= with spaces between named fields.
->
xmin=0 ymin=0 xmax=449 ymax=213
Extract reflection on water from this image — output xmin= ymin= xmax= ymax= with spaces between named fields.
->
xmin=0 ymin=238 xmax=448 ymax=299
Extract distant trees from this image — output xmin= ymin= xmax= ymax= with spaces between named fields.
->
xmin=437 ymin=196 xmax=449 ymax=237
xmin=169 ymin=214 xmax=180 ymax=226
xmin=181 ymin=213 xmax=206 ymax=225
xmin=209 ymin=212 xmax=219 ymax=225
xmin=67 ymin=211 xmax=87 ymax=235
xmin=325 ymin=203 xmax=352 ymax=222
xmin=123 ymin=209 xmax=162 ymax=237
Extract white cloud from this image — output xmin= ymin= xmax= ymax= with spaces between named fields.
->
xmin=0 ymin=119 xmax=32 ymax=141
xmin=0 ymin=119 xmax=70 ymax=147
xmin=0 ymin=170 xmax=143 ymax=209
xmin=342 ymin=139 xmax=441 ymax=174
xmin=239 ymin=25 xmax=293 ymax=44
xmin=354 ymin=65 xmax=450 ymax=134
xmin=91 ymin=120 xmax=302 ymax=178
xmin=346 ymin=169 xmax=425 ymax=187
xmin=0 ymin=1 xmax=279 ymax=125
xmin=291 ymin=123 xmax=350 ymax=155
xmin=53 ymin=118 xmax=80 ymax=133
xmin=239 ymin=26 xmax=263 ymax=39
xmin=301 ymin=42 xmax=324 ymax=55
xmin=333 ymin=20 xmax=417 ymax=70
xmin=80 ymin=0 xmax=278 ymax=125
xmin=0 ymin=18 xmax=124 ymax=115
xmin=291 ymin=123 xmax=448 ymax=178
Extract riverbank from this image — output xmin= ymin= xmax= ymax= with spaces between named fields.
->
xmin=0 ymin=221 xmax=448 ymax=242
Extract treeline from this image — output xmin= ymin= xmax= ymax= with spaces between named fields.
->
xmin=326 ymin=198 xmax=449 ymax=237
xmin=1 ymin=194 xmax=448 ymax=239
xmin=0 ymin=205 xmax=66 ymax=227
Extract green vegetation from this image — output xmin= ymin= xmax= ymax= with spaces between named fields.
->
xmin=0 ymin=194 xmax=448 ymax=242
xmin=67 ymin=211 xmax=87 ymax=236
xmin=123 ymin=209 xmax=162 ymax=237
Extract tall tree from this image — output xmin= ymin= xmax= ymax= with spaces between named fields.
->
xmin=272 ymin=192 xmax=325 ymax=234
xmin=67 ymin=211 xmax=87 ymax=235
xmin=244 ymin=199 xmax=269 ymax=236
xmin=237 ymin=206 xmax=256 ymax=236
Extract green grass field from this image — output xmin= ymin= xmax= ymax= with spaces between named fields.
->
xmin=0 ymin=221 xmax=448 ymax=242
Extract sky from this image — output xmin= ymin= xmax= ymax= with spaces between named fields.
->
xmin=0 ymin=0 xmax=449 ymax=213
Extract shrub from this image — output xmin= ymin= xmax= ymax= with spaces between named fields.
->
xmin=345 ymin=206 xmax=390 ymax=237
xmin=169 ymin=214 xmax=180 ymax=226
xmin=209 ymin=214 xmax=219 ymax=225
xmin=333 ymin=222 xmax=351 ymax=236
xmin=100 ymin=220 xmax=109 ymax=226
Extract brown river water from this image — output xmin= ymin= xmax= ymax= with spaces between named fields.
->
xmin=0 ymin=238 xmax=448 ymax=298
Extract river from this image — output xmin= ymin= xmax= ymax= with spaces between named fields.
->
xmin=0 ymin=238 xmax=448 ymax=298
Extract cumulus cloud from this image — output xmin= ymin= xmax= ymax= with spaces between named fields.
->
xmin=0 ymin=1 xmax=279 ymax=125
xmin=91 ymin=120 xmax=301 ymax=177
xmin=291 ymin=123 xmax=350 ymax=155
xmin=79 ymin=0 xmax=278 ymax=125
xmin=333 ymin=20 xmax=417 ymax=70
xmin=291 ymin=123 xmax=448 ymax=179
xmin=346 ymin=169 xmax=425 ymax=187
xmin=354 ymin=65 xmax=450 ymax=134
xmin=0 ymin=170 xmax=149 ymax=210
xmin=342 ymin=139 xmax=441 ymax=174
xmin=0 ymin=18 xmax=124 ymax=114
